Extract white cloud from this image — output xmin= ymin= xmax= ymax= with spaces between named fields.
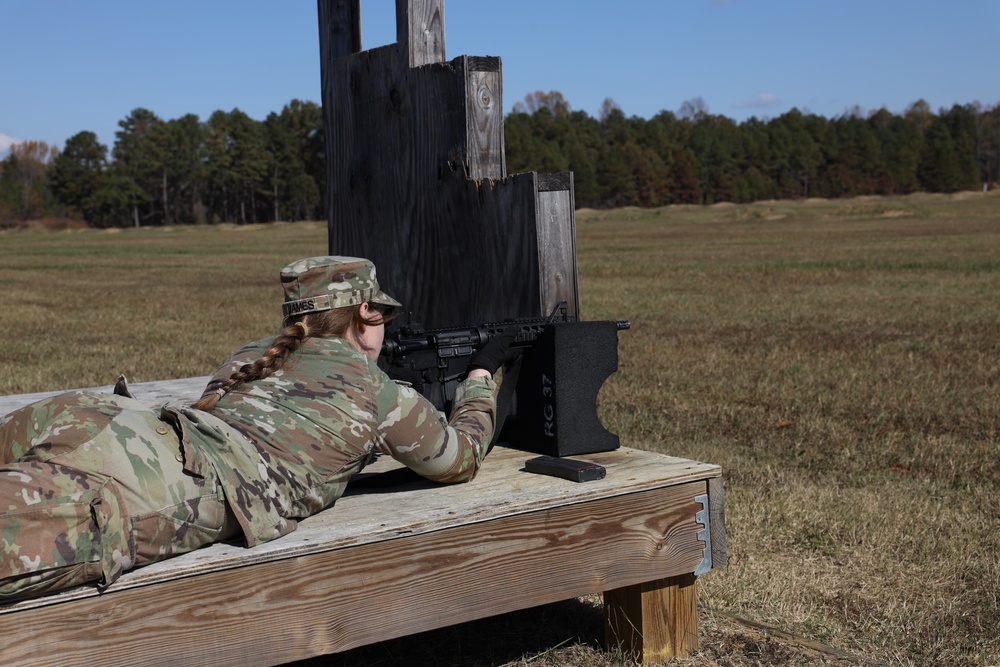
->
xmin=0 ymin=133 xmax=20 ymax=158
xmin=733 ymin=93 xmax=781 ymax=110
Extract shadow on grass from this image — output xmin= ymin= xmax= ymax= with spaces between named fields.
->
xmin=287 ymin=596 xmax=606 ymax=667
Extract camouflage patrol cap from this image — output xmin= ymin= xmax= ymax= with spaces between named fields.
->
xmin=280 ymin=256 xmax=401 ymax=319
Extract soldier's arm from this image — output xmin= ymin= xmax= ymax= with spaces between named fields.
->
xmin=375 ymin=374 xmax=497 ymax=483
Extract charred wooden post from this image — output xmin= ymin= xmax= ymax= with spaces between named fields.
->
xmin=318 ymin=0 xmax=578 ymax=327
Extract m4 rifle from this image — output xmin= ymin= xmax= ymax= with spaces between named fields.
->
xmin=380 ymin=305 xmax=630 ymax=456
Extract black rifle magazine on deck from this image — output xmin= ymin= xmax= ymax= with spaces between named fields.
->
xmin=523 ymin=455 xmax=607 ymax=482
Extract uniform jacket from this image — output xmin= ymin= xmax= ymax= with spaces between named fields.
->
xmin=169 ymin=335 xmax=497 ymax=546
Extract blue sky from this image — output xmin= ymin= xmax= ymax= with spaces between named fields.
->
xmin=2 ymin=0 xmax=998 ymax=158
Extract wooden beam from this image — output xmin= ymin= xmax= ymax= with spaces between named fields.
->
xmin=604 ymin=573 xmax=700 ymax=662
xmin=317 ymin=0 xmax=362 ymax=167
xmin=708 ymin=475 xmax=728 ymax=568
xmin=396 ymin=0 xmax=446 ymax=67
xmin=317 ymin=0 xmax=362 ymax=62
xmin=0 ymin=480 xmax=709 ymax=666
xmin=0 ymin=376 xmax=212 ymax=417
xmin=535 ymin=172 xmax=580 ymax=318
xmin=463 ymin=56 xmax=504 ymax=180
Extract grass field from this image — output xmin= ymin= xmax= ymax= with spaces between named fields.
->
xmin=1 ymin=192 xmax=998 ymax=666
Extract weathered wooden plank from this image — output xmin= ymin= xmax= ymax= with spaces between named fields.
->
xmin=396 ymin=0 xmax=445 ymax=67
xmin=0 ymin=479 xmax=708 ymax=667
xmin=0 ymin=376 xmax=211 ymax=418
xmin=708 ymin=475 xmax=729 ymax=568
xmin=317 ymin=0 xmax=361 ymax=61
xmin=535 ymin=173 xmax=580 ymax=317
xmin=537 ymin=172 xmax=573 ymax=192
xmin=605 ymin=573 xmax=700 ymax=662
xmin=465 ymin=58 xmax=504 ymax=180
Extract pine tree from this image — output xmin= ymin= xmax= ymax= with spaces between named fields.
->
xmin=49 ymin=131 xmax=108 ymax=225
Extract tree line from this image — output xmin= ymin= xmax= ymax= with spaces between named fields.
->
xmin=0 ymin=101 xmax=324 ymax=227
xmin=2 ymin=93 xmax=998 ymax=227
xmin=505 ymin=93 xmax=1000 ymax=208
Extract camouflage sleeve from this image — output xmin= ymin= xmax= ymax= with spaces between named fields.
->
xmin=199 ymin=342 xmax=263 ymax=399
xmin=375 ymin=375 xmax=497 ymax=483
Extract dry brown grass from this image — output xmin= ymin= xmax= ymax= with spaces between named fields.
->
xmin=0 ymin=222 xmax=328 ymax=394
xmin=2 ymin=192 xmax=998 ymax=666
xmin=578 ymin=193 xmax=1000 ymax=666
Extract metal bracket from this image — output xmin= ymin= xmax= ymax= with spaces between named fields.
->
xmin=694 ymin=493 xmax=712 ymax=576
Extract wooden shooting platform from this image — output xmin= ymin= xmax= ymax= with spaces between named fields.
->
xmin=0 ymin=378 xmax=726 ymax=666
xmin=0 ymin=1 xmax=728 ymax=664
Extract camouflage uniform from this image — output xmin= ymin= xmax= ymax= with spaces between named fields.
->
xmin=0 ymin=256 xmax=497 ymax=601
xmin=0 ymin=392 xmax=238 ymax=600
xmin=197 ymin=335 xmax=496 ymax=545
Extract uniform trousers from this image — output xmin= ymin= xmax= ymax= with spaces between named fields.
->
xmin=0 ymin=392 xmax=239 ymax=600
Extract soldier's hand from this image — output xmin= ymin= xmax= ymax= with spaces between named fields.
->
xmin=468 ymin=334 xmax=519 ymax=376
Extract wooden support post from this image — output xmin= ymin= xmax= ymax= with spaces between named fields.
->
xmin=396 ymin=0 xmax=446 ymax=67
xmin=317 ymin=0 xmax=361 ymax=61
xmin=463 ymin=56 xmax=504 ymax=180
xmin=708 ymin=475 xmax=728 ymax=569
xmin=605 ymin=574 xmax=700 ymax=663
xmin=536 ymin=173 xmax=579 ymax=316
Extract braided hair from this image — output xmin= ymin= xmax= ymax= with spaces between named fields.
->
xmin=191 ymin=304 xmax=390 ymax=412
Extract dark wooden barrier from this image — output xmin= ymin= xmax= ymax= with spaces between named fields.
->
xmin=319 ymin=0 xmax=579 ymax=327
